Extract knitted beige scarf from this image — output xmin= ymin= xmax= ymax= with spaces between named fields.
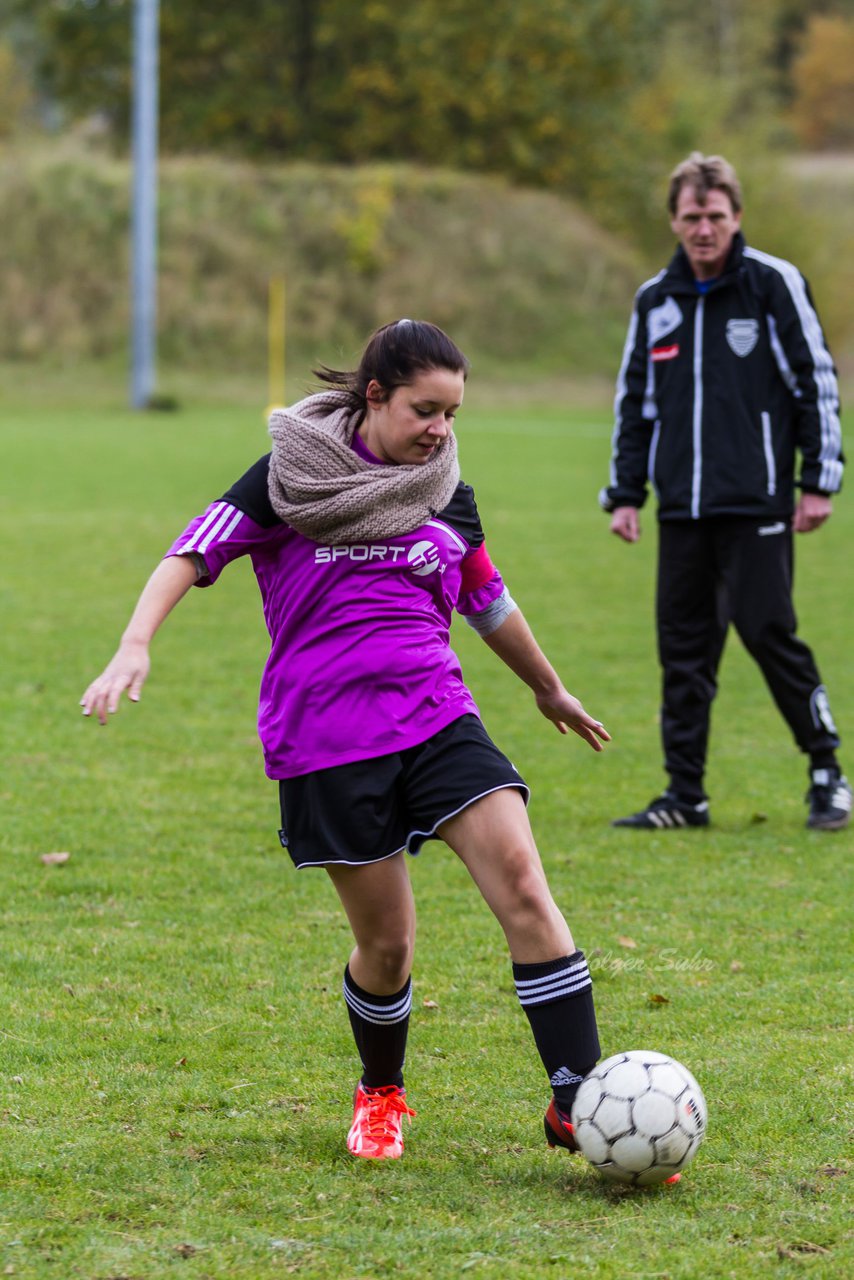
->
xmin=267 ymin=390 xmax=460 ymax=543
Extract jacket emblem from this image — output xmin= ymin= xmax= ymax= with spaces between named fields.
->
xmin=647 ymin=296 xmax=683 ymax=346
xmin=726 ymin=318 xmax=759 ymax=357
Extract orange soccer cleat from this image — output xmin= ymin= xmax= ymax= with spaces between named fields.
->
xmin=346 ymin=1083 xmax=416 ymax=1160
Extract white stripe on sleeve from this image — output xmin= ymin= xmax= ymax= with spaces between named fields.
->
xmin=745 ymin=248 xmax=842 ymax=492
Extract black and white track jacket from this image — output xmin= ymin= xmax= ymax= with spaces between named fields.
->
xmin=600 ymin=232 xmax=844 ymax=522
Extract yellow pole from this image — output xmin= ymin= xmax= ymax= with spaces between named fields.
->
xmin=266 ymin=274 xmax=286 ymax=418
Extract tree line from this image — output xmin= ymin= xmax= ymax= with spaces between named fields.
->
xmin=2 ymin=0 xmax=853 ymax=244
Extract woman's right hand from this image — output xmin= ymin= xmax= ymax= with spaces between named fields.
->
xmin=80 ymin=641 xmax=151 ymax=725
xmin=79 ymin=555 xmax=199 ymax=725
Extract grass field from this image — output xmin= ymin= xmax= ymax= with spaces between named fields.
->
xmin=2 ymin=377 xmax=852 ymax=1278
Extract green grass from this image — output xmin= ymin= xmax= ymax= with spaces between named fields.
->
xmin=1 ymin=379 xmax=852 ymax=1279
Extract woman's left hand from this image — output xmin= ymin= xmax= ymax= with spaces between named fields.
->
xmin=535 ymin=690 xmax=611 ymax=751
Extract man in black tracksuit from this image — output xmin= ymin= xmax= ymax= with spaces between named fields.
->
xmin=600 ymin=152 xmax=849 ymax=831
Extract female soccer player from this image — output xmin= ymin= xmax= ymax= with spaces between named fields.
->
xmin=81 ymin=320 xmax=609 ymax=1161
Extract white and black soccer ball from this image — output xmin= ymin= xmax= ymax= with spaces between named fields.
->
xmin=570 ymin=1050 xmax=707 ymax=1186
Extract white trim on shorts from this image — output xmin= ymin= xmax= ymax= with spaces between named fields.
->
xmin=405 ymin=780 xmax=530 ymax=854
xmin=294 ymin=843 xmax=407 ymax=870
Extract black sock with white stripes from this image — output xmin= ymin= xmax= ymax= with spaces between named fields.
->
xmin=513 ymin=951 xmax=600 ymax=1115
xmin=343 ymin=965 xmax=412 ymax=1090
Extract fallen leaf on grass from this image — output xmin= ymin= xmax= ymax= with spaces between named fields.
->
xmin=40 ymin=851 xmax=70 ymax=865
xmin=777 ymin=1242 xmax=831 ymax=1258
xmin=173 ymin=1243 xmax=197 ymax=1258
xmin=648 ymin=993 xmax=670 ymax=1005
xmin=818 ymin=1165 xmax=846 ymax=1178
xmin=730 ymin=960 xmax=744 ymax=973
xmin=423 ymin=999 xmax=439 ymax=1009
xmin=749 ymin=812 xmax=768 ymax=824
xmin=617 ymin=936 xmax=637 ymax=949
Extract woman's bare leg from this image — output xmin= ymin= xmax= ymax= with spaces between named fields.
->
xmin=439 ymin=786 xmax=572 ymax=961
xmin=440 ymin=787 xmax=599 ymax=1132
xmin=325 ymin=852 xmax=416 ymax=993
xmin=326 ymin=853 xmax=416 ymax=1114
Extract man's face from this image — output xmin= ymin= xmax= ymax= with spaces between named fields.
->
xmin=670 ymin=185 xmax=742 ymax=281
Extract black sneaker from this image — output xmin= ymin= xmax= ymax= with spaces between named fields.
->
xmin=612 ymin=792 xmax=710 ymax=829
xmin=806 ymin=769 xmax=852 ymax=831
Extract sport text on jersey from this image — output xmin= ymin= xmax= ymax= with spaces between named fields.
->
xmin=314 ymin=540 xmax=447 ymax=575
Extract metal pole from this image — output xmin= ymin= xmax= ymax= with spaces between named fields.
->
xmin=130 ymin=0 xmax=160 ymax=409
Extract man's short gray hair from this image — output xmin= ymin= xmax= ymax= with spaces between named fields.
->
xmin=667 ymin=152 xmax=743 ymax=216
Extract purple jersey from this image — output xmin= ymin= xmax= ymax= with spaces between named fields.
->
xmin=165 ymin=455 xmax=505 ymax=778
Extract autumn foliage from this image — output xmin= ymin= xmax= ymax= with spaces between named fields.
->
xmin=790 ymin=15 xmax=854 ymax=150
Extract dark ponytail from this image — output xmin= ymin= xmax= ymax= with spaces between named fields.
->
xmin=315 ymin=319 xmax=469 ymax=412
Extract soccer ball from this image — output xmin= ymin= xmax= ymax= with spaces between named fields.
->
xmin=570 ymin=1050 xmax=707 ymax=1186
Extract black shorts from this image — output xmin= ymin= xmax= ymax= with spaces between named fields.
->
xmin=277 ymin=714 xmax=529 ymax=869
